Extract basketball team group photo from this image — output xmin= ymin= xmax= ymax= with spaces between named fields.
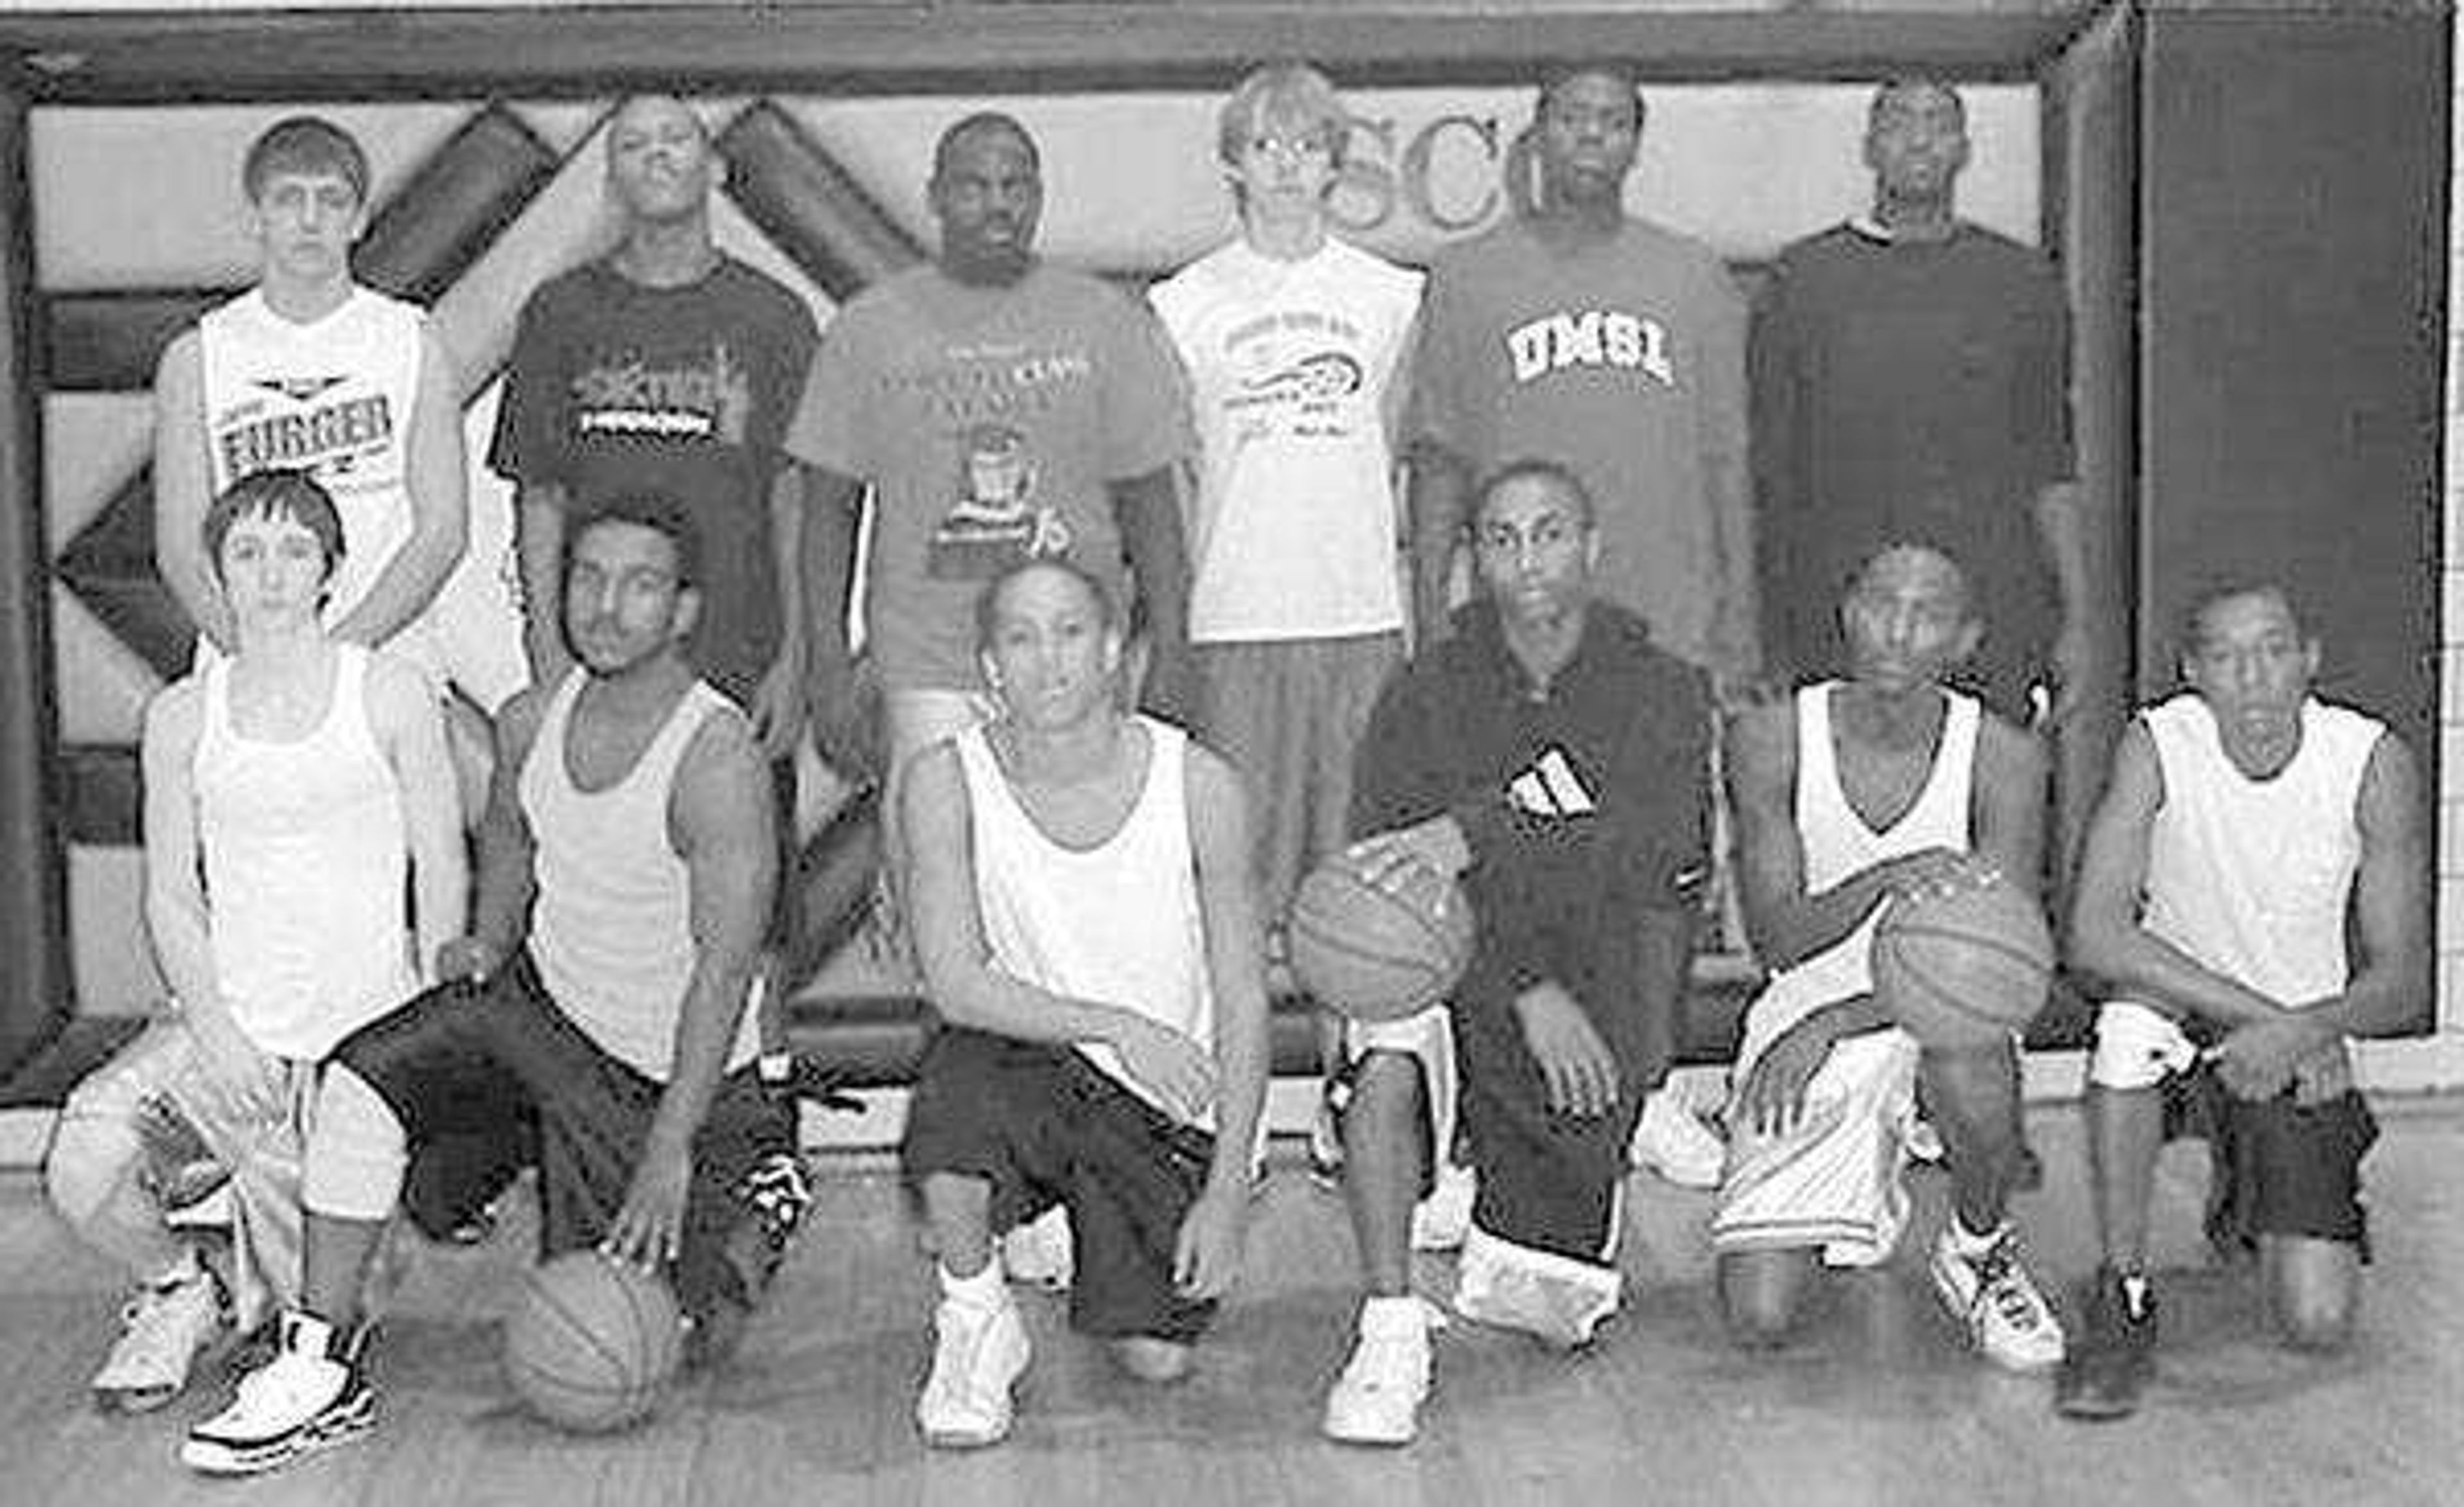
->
xmin=0 ymin=3 xmax=2452 ymax=1504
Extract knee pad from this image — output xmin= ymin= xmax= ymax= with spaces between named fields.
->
xmin=2089 ymin=1001 xmax=2197 ymax=1093
xmin=300 ymin=1064 xmax=411 ymax=1222
xmin=1340 ymin=1005 xmax=1457 ymax=1159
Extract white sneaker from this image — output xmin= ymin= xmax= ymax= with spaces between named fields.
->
xmin=1322 ymin=1297 xmax=1442 ymax=1446
xmin=90 ymin=1264 xmax=228 ymax=1413
xmin=182 ymin=1311 xmax=373 ymax=1476
xmin=1629 ymin=1089 xmax=1724 ymax=1189
xmin=916 ymin=1292 xmax=1031 ymax=1448
xmin=1929 ymin=1224 xmax=2066 ymax=1372
xmin=1410 ymin=1162 xmax=1476 ymax=1253
xmin=1000 ymin=1207 xmax=1074 ymax=1291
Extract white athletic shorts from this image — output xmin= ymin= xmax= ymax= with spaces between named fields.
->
xmin=2087 ymin=1000 xmax=2204 ymax=1092
xmin=1713 ymin=1026 xmax=1922 ymax=1268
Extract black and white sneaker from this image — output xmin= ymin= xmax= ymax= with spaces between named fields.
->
xmin=181 ymin=1311 xmax=373 ymax=1476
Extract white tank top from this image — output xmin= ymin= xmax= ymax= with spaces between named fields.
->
xmin=520 ymin=670 xmax=759 ymax=1082
xmin=2139 ymin=694 xmax=2381 ymax=1006
xmin=1739 ymin=681 xmax=1980 ymax=1069
xmin=199 ymin=286 xmax=424 ymax=629
xmin=194 ymin=643 xmax=416 ymax=1060
xmin=951 ymin=717 xmax=1216 ymax=1124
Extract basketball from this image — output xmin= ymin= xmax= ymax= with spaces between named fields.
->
xmin=1870 ymin=877 xmax=2056 ymax=1050
xmin=502 ymin=1251 xmax=683 ymax=1434
xmin=1288 ymin=856 xmax=1475 ymax=1022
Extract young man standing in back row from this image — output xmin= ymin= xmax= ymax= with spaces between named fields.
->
xmin=492 ymin=92 xmax=822 ymax=1071
xmin=153 ymin=115 xmax=518 ymax=788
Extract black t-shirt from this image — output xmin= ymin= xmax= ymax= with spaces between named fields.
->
xmin=1752 ymin=221 xmax=2073 ymax=690
xmin=1351 ymin=600 xmax=1711 ymax=1077
xmin=490 ymin=257 xmax=819 ymax=702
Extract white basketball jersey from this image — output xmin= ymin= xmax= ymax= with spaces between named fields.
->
xmin=193 ymin=643 xmax=416 ymax=1060
xmin=520 ymin=670 xmax=761 ymax=1082
xmin=1738 ymin=682 xmax=1980 ymax=1071
xmin=199 ymin=286 xmax=424 ymax=628
xmin=951 ymin=717 xmax=1216 ymax=1125
xmin=2139 ymin=694 xmax=2381 ymax=1005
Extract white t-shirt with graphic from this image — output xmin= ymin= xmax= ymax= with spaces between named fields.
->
xmin=200 ymin=285 xmax=424 ymax=629
xmin=1150 ymin=237 xmax=1422 ymax=643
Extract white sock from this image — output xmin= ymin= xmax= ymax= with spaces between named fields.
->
xmin=1946 ymin=1214 xmax=2006 ymax=1257
xmin=1360 ymin=1294 xmax=1427 ymax=1338
xmin=939 ymin=1258 xmax=1005 ymax=1309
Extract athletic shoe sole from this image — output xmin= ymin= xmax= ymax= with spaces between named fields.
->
xmin=180 ymin=1390 xmax=375 ymax=1477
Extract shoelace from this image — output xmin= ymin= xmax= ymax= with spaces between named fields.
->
xmin=1348 ymin=1300 xmax=1446 ymax=1386
xmin=232 ymin=1349 xmax=334 ymax=1413
xmin=121 ymin=1275 xmax=212 ymax=1346
xmin=932 ymin=1307 xmax=1005 ymax=1406
xmin=120 ymin=1290 xmax=201 ymax=1349
xmin=1974 ymin=1243 xmax=2049 ymax=1331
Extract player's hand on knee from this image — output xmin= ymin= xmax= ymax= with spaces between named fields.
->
xmin=1115 ymin=1017 xmax=1217 ymax=1123
xmin=1510 ymin=982 xmax=1618 ymax=1118
xmin=1172 ymin=1183 xmax=1248 ymax=1300
xmin=601 ymin=1136 xmax=692 ymax=1272
xmin=435 ymin=935 xmax=503 ymax=988
xmin=1738 ymin=1015 xmax=1834 ymax=1137
xmin=189 ymin=1008 xmax=286 ymax=1127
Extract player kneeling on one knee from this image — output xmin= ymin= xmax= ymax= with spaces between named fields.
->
xmin=1316 ymin=457 xmax=1711 ymax=1446
xmin=47 ymin=467 xmax=465 ymax=1417
xmin=900 ymin=556 xmax=1270 ymax=1449
xmin=1710 ymin=544 xmax=2064 ymax=1372
xmin=182 ymin=493 xmax=809 ymax=1476
xmin=2057 ymin=578 xmax=2424 ymax=1422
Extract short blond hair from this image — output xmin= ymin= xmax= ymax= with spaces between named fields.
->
xmin=1217 ymin=62 xmax=1349 ymax=169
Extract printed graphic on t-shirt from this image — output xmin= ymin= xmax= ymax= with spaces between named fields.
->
xmin=1503 ymin=307 xmax=1675 ymax=387
xmin=569 ymin=341 xmax=754 ymax=446
xmin=928 ymin=421 xmax=1072 ymax=579
xmin=866 ymin=337 xmax=1098 ymax=581
xmin=211 ymin=376 xmax=395 ymax=489
xmin=1220 ymin=309 xmax=1372 ymax=448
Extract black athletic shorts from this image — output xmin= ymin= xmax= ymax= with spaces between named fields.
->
xmin=1453 ymin=991 xmax=1645 ymax=1268
xmin=332 ymin=951 xmax=809 ymax=1325
xmin=902 ymin=1026 xmax=1219 ymax=1343
xmin=2168 ymin=1064 xmax=2379 ymax=1260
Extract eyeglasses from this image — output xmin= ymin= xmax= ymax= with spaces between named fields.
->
xmin=1244 ymin=133 xmax=1336 ymax=162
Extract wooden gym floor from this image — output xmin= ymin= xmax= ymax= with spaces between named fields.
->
xmin=1 ymin=1096 xmax=2460 ymax=1507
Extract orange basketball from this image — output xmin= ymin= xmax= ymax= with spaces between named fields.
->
xmin=1288 ymin=857 xmax=1475 ymax=1022
xmin=1870 ymin=878 xmax=2056 ymax=1050
xmin=502 ymin=1251 xmax=683 ymax=1434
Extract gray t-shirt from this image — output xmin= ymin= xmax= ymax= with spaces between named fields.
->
xmin=789 ymin=262 xmax=1189 ymax=690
